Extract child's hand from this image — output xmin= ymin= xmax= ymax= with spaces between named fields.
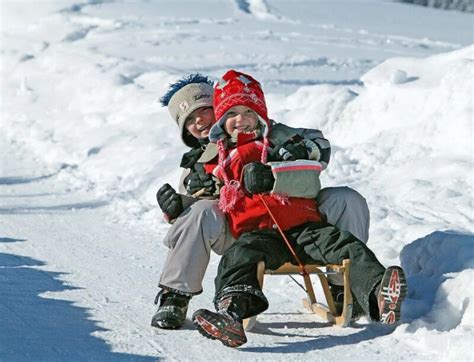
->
xmin=185 ymin=164 xmax=216 ymax=196
xmin=242 ymin=162 xmax=275 ymax=194
xmin=156 ymin=184 xmax=183 ymax=220
xmin=269 ymin=137 xmax=309 ymax=161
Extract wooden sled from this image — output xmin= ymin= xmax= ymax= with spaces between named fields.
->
xmin=243 ymin=259 xmax=353 ymax=331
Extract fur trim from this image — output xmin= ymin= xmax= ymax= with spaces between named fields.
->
xmin=160 ymin=73 xmax=213 ymax=106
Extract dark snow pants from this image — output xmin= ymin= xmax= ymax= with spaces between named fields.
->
xmin=214 ymin=222 xmax=385 ymax=319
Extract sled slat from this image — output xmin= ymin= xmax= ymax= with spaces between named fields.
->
xmin=244 ymin=259 xmax=352 ymax=331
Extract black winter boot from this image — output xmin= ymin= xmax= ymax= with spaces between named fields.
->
xmin=192 ymin=296 xmax=248 ymax=348
xmin=151 ymin=289 xmax=191 ymax=329
xmin=330 ymin=284 xmax=365 ymax=321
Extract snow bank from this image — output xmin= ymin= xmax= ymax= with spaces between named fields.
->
xmin=337 ymin=45 xmax=473 ymax=156
xmin=401 ymin=230 xmax=474 ymax=320
xmin=268 ymin=45 xmax=473 ymax=266
xmin=396 ymin=231 xmax=474 ymax=360
xmin=336 ymin=45 xmax=474 ymax=252
xmin=398 ymin=0 xmax=474 ymax=13
xmin=3 ymin=30 xmax=187 ymax=226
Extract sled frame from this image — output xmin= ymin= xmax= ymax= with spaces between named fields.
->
xmin=243 ymin=259 xmax=353 ymax=331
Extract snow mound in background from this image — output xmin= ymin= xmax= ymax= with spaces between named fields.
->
xmin=265 ymin=45 xmax=473 ymax=266
xmin=267 ymin=85 xmax=358 ymax=136
xmin=397 ymin=231 xmax=474 ymax=360
xmin=337 ymin=45 xmax=473 ymax=154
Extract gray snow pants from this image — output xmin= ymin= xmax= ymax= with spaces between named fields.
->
xmin=158 ymin=186 xmax=369 ymax=295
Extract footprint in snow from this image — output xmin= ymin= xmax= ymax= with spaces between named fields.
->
xmin=62 ymin=26 xmax=97 ymax=42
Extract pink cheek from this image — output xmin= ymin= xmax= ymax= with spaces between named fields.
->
xmin=224 ymin=123 xmax=233 ymax=134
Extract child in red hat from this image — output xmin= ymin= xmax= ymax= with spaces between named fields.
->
xmin=204 ymin=70 xmax=325 ymax=237
xmin=192 ymin=70 xmax=407 ymax=348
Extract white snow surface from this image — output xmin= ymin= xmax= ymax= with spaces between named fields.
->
xmin=1 ymin=0 xmax=473 ymax=360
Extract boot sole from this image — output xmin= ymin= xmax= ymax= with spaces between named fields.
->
xmin=193 ymin=313 xmax=246 ymax=348
xmin=379 ymin=266 xmax=407 ymax=324
xmin=151 ymin=320 xmax=183 ymax=330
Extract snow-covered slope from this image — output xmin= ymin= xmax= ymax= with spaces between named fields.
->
xmin=398 ymin=0 xmax=474 ymax=13
xmin=1 ymin=1 xmax=473 ymax=360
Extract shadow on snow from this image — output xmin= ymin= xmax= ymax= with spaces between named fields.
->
xmin=243 ymin=322 xmax=394 ymax=353
xmin=0 ymin=200 xmax=109 ymax=214
xmin=0 ymin=238 xmax=158 ymax=361
xmin=0 ymin=237 xmax=27 ymax=243
xmin=0 ymin=174 xmax=56 ymax=185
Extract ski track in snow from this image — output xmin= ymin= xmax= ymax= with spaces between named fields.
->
xmin=234 ymin=0 xmax=281 ymax=21
xmin=1 ymin=1 xmax=473 ymax=360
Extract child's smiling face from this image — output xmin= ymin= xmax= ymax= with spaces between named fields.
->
xmin=223 ymin=106 xmax=259 ymax=135
xmin=184 ymin=106 xmax=215 ymax=139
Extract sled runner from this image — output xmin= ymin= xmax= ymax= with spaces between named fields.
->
xmin=243 ymin=259 xmax=353 ymax=331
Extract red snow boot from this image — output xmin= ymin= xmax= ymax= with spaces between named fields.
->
xmin=377 ymin=266 xmax=407 ymax=324
xmin=192 ymin=309 xmax=247 ymax=348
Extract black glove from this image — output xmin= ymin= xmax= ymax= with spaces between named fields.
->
xmin=156 ymin=183 xmax=183 ymax=220
xmin=242 ymin=162 xmax=275 ymax=194
xmin=184 ymin=163 xmax=216 ymax=196
xmin=269 ymin=137 xmax=309 ymax=161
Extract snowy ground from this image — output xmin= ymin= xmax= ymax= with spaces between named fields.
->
xmin=1 ymin=1 xmax=473 ymax=360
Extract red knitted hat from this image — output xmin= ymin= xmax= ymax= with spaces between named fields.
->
xmin=213 ymin=70 xmax=268 ymax=123
xmin=210 ymin=70 xmax=274 ymax=213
